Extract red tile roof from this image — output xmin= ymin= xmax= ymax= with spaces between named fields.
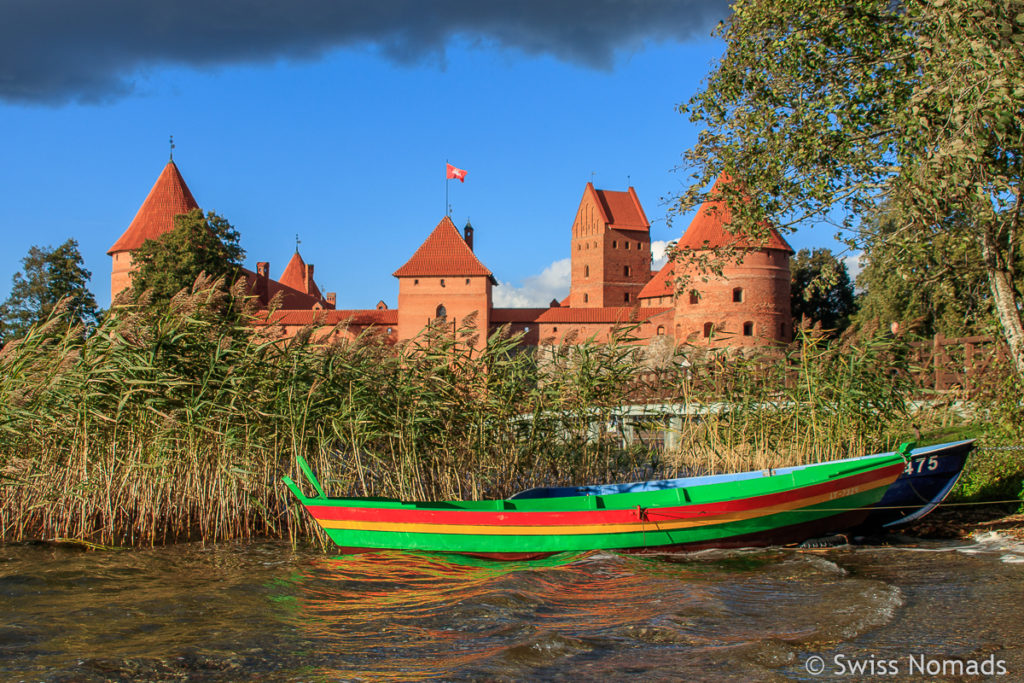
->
xmin=678 ymin=177 xmax=793 ymax=253
xmin=277 ymin=251 xmax=324 ymax=300
xmin=239 ymin=267 xmax=330 ymax=310
xmin=393 ymin=216 xmax=494 ymax=278
xmin=108 ymin=161 xmax=199 ymax=254
xmin=592 ymin=184 xmax=649 ymax=231
xmin=638 ymin=261 xmax=676 ymax=299
xmin=491 ymin=308 xmax=549 ymax=323
xmin=535 ymin=306 xmax=671 ymax=324
xmin=257 ymin=309 xmax=398 ymax=326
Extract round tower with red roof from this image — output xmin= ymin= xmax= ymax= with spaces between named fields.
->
xmin=108 ymin=160 xmax=198 ymax=301
xmin=671 ymin=178 xmax=793 ymax=347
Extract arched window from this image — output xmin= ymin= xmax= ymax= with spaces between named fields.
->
xmin=440 ymin=279 xmax=446 ymax=288
xmin=465 ymin=278 xmax=470 ymax=285
xmin=733 ymin=287 xmax=743 ymax=303
xmin=584 ymin=265 xmax=590 ymax=277
xmin=583 ymin=293 xmax=589 ymax=303
xmin=743 ymin=321 xmax=754 ymax=336
xmin=386 ymin=327 xmax=393 ymax=335
xmin=689 ymin=291 xmax=699 ymax=305
xmin=414 ymin=279 xmax=419 ymax=285
xmin=656 ymin=325 xmax=665 ymax=335
xmin=703 ymin=322 xmax=714 ymax=338
xmin=436 ymin=304 xmax=447 ymax=318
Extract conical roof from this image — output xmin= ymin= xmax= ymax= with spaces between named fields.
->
xmin=678 ymin=176 xmax=792 ymax=253
xmin=278 ymin=250 xmax=323 ymax=300
xmin=108 ymin=161 xmax=199 ymax=254
xmin=393 ymin=216 xmax=493 ymax=278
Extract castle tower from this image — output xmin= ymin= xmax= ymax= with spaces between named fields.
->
xmin=278 ymin=250 xmax=327 ymax=306
xmin=569 ymin=183 xmax=651 ymax=308
xmin=672 ymin=177 xmax=793 ymax=347
xmin=107 ymin=161 xmax=199 ymax=301
xmin=393 ymin=216 xmax=495 ymax=349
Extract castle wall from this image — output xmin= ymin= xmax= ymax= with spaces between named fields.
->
xmin=673 ymin=249 xmax=791 ymax=347
xmin=396 ymin=274 xmax=492 ymax=349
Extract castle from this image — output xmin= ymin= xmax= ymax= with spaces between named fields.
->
xmin=109 ymin=161 xmax=793 ymax=348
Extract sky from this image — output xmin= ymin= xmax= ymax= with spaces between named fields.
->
xmin=0 ymin=1 xmax=852 ymax=310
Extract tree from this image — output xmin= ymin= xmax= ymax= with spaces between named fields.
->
xmin=0 ymin=239 xmax=99 ymax=343
xmin=130 ymin=208 xmax=245 ymax=305
xmin=677 ymin=0 xmax=1024 ymax=379
xmin=851 ymin=210 xmax=1012 ymax=337
xmin=790 ymin=248 xmax=856 ymax=334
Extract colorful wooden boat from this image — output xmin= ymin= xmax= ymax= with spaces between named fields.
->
xmin=858 ymin=439 xmax=974 ymax=529
xmin=284 ymin=451 xmax=906 ymax=559
xmin=512 ymin=441 xmax=973 ymax=533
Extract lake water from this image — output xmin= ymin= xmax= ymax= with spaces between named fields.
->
xmin=2 ymin=534 xmax=1023 ymax=681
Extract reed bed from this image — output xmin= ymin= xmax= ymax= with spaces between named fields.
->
xmin=0 ymin=280 xmax=921 ymax=546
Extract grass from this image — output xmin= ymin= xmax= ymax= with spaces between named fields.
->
xmin=0 ymin=279 xmax=1019 ymax=545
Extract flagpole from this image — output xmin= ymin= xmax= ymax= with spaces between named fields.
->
xmin=445 ymin=159 xmax=449 ymax=217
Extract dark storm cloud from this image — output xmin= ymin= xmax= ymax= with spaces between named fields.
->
xmin=0 ymin=0 xmax=729 ymax=105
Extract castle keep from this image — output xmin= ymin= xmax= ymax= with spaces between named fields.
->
xmin=109 ymin=161 xmax=793 ymax=347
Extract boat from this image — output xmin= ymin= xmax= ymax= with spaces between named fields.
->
xmin=858 ymin=439 xmax=974 ymax=529
xmin=513 ymin=440 xmax=974 ymax=533
xmin=283 ymin=450 xmax=907 ymax=559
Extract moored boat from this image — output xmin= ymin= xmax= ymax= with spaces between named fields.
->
xmin=512 ymin=440 xmax=974 ymax=534
xmin=284 ymin=451 xmax=906 ymax=559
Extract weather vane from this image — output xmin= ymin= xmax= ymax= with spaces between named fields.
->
xmin=295 ymin=233 xmax=301 ymax=252
xmin=627 ymin=174 xmax=631 ymax=186
xmin=169 ymin=135 xmax=175 ymax=161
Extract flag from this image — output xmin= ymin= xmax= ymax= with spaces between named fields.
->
xmin=446 ymin=163 xmax=467 ymax=182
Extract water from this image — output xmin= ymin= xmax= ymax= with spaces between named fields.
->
xmin=2 ymin=535 xmax=1023 ymax=681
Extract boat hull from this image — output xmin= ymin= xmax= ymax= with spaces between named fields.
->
xmin=286 ymin=455 xmax=905 ymax=557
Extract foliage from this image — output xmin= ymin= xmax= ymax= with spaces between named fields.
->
xmin=0 ymin=239 xmax=99 ymax=344
xmin=790 ymin=248 xmax=856 ymax=335
xmin=677 ymin=0 xmax=1024 ymax=380
xmin=129 ymin=208 xmax=244 ymax=306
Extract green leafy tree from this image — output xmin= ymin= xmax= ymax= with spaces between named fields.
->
xmin=130 ymin=208 xmax=245 ymax=305
xmin=790 ymin=248 xmax=856 ymax=334
xmin=852 ymin=210 xmax=1007 ymax=337
xmin=676 ymin=0 xmax=1024 ymax=379
xmin=0 ymin=239 xmax=99 ymax=343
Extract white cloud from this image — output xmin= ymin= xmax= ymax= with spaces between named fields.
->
xmin=843 ymin=251 xmax=865 ymax=283
xmin=651 ymin=240 xmax=671 ymax=271
xmin=493 ymin=257 xmax=571 ymax=307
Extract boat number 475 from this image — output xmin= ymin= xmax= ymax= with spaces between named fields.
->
xmin=904 ymin=456 xmax=939 ymax=475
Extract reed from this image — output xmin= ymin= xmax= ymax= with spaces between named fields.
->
xmin=0 ymin=280 xmax=921 ymax=546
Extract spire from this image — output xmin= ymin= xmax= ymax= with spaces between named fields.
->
xmin=278 ymin=250 xmax=325 ymax=300
xmin=108 ymin=160 xmax=199 ymax=254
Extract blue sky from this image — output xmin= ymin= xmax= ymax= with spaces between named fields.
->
xmin=0 ymin=3 xmax=848 ymax=310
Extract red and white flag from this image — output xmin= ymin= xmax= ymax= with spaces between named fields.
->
xmin=446 ymin=163 xmax=467 ymax=182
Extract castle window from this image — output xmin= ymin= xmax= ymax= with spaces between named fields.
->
xmin=465 ymin=278 xmax=470 ymax=285
xmin=613 ymin=240 xmax=618 ymax=248
xmin=624 ymin=292 xmax=630 ymax=303
xmin=578 ymin=244 xmax=581 ymax=251
xmin=703 ymin=322 xmax=714 ymax=338
xmin=585 ymin=265 xmax=589 ymax=278
xmin=440 ymin=279 xmax=446 ymax=287
xmin=733 ymin=287 xmax=743 ymax=303
xmin=524 ymin=326 xmax=530 ymax=332
xmin=553 ymin=326 xmax=558 ymax=332
xmin=586 ymin=243 xmax=589 ymax=250
xmin=414 ymin=279 xmax=419 ymax=285
xmin=386 ymin=327 xmax=393 ymax=335
xmin=623 ymin=265 xmax=631 ymax=277
xmin=436 ymin=304 xmax=447 ymax=318
xmin=625 ymin=242 xmax=630 ymax=250
xmin=743 ymin=321 xmax=754 ymax=336
xmin=584 ymin=293 xmax=589 ymax=303
xmin=689 ymin=291 xmax=699 ymax=305
xmin=657 ymin=325 xmax=665 ymax=336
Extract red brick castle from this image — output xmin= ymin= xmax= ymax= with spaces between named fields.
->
xmin=110 ymin=161 xmax=793 ymax=348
